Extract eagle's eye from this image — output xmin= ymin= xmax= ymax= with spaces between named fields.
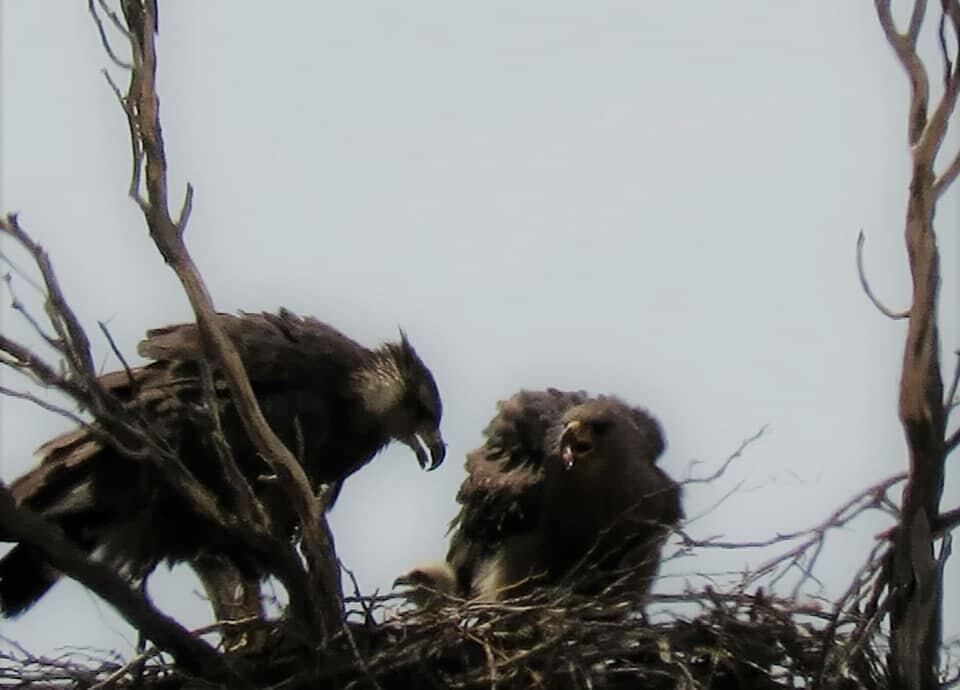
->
xmin=571 ymin=439 xmax=593 ymax=454
xmin=591 ymin=420 xmax=611 ymax=435
xmin=417 ymin=383 xmax=441 ymax=425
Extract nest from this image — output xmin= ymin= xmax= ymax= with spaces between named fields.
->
xmin=0 ymin=582 xmax=893 ymax=690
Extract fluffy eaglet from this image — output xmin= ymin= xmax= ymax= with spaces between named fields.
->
xmin=397 ymin=389 xmax=681 ymax=605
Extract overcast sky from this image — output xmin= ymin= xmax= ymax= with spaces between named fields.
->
xmin=1 ymin=1 xmax=958 ymax=662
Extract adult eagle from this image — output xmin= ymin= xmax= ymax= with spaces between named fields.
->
xmin=399 ymin=390 xmax=680 ymax=603
xmin=0 ymin=309 xmax=445 ymax=617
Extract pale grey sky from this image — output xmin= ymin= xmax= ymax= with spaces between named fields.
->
xmin=1 ymin=1 xmax=958 ymax=661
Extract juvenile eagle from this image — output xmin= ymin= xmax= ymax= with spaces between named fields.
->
xmin=401 ymin=389 xmax=680 ymax=603
xmin=0 ymin=309 xmax=445 ymax=616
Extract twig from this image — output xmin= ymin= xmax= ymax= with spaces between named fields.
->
xmin=947 ymin=427 xmax=960 ymax=452
xmin=875 ymin=0 xmax=930 ymax=143
xmin=856 ymin=231 xmax=909 ymax=319
xmin=86 ymin=0 xmax=132 ymax=70
xmin=936 ymin=147 xmax=960 ymax=197
xmin=0 ymin=215 xmax=99 ymax=393
xmin=684 ymin=473 xmax=907 ymax=552
xmin=683 ymin=425 xmax=767 ymax=484
xmin=946 ymin=350 xmax=960 ymax=414
xmin=97 ymin=320 xmax=137 ymax=385
xmin=0 ymin=385 xmax=90 ymax=429
xmin=195 ymin=358 xmax=271 ymax=530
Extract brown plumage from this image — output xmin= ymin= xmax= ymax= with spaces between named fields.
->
xmin=0 ymin=309 xmax=445 ymax=616
xmin=439 ymin=389 xmax=682 ymax=602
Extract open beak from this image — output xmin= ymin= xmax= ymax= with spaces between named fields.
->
xmin=403 ymin=427 xmax=446 ymax=471
xmin=559 ymin=420 xmax=593 ymax=470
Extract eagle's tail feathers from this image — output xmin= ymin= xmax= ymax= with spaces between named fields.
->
xmin=0 ymin=544 xmax=61 ymax=617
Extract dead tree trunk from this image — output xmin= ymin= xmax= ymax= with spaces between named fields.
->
xmin=871 ymin=2 xmax=960 ymax=687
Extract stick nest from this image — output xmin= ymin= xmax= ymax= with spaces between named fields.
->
xmin=0 ymin=583 xmax=893 ymax=689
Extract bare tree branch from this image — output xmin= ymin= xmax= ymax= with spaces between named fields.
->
xmin=0 ymin=385 xmax=90 ymax=428
xmin=0 ymin=484 xmax=243 ymax=685
xmin=0 ymin=216 xmax=97 ymax=383
xmin=946 ymin=350 xmax=960 ymax=413
xmin=86 ymin=0 xmax=131 ymax=69
xmin=946 ymin=427 xmax=960 ymax=452
xmin=113 ymin=0 xmax=342 ymax=638
xmin=856 ymin=231 xmax=910 ymax=319
xmin=683 ymin=425 xmax=767 ymax=484
xmin=873 ymin=2 xmax=960 ymax=686
xmin=97 ymin=320 xmax=136 ymax=382
xmin=875 ymin=0 xmax=930 ymax=144
xmin=683 ymin=473 xmax=906 ymax=584
xmin=935 ymin=147 xmax=960 ymax=196
xmin=909 ymin=1 xmax=930 ymax=45
xmin=931 ymin=505 xmax=960 ymax=534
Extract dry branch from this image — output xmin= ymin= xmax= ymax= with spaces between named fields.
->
xmin=856 ymin=231 xmax=910 ymax=320
xmin=0 ymin=485 xmax=239 ymax=685
xmin=107 ymin=0 xmax=343 ymax=639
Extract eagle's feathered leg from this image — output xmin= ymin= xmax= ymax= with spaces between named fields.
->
xmin=193 ymin=555 xmax=266 ymax=652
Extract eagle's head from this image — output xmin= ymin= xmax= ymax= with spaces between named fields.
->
xmin=554 ymin=398 xmax=663 ymax=473
xmin=355 ymin=331 xmax=446 ymax=471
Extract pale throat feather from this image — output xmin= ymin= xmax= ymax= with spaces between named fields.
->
xmin=352 ymin=353 xmax=406 ymax=416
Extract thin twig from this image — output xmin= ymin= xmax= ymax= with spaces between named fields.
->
xmin=946 ymin=350 xmax=960 ymax=414
xmin=683 ymin=425 xmax=767 ymax=484
xmin=856 ymin=231 xmax=909 ymax=319
xmin=0 ymin=385 xmax=90 ymax=428
xmin=97 ymin=320 xmax=137 ymax=384
xmin=936 ymin=147 xmax=960 ymax=196
xmin=947 ymin=427 xmax=960 ymax=453
xmin=87 ymin=0 xmax=132 ymax=70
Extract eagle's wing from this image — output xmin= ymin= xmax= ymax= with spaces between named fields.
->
xmin=595 ymin=431 xmax=683 ymax=597
xmin=1 ymin=313 xmax=353 ymax=616
xmin=586 ymin=461 xmax=682 ymax=600
xmin=446 ymin=389 xmax=587 ymax=595
xmin=138 ymin=310 xmax=367 ymax=388
xmin=137 ymin=311 xmax=356 ymax=484
xmin=1 ymin=370 xmax=159 ymax=615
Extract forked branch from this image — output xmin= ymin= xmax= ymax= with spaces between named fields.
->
xmin=108 ymin=0 xmax=343 ymax=638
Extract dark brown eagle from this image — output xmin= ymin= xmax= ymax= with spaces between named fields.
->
xmin=0 ymin=309 xmax=445 ymax=616
xmin=398 ymin=389 xmax=680 ymax=603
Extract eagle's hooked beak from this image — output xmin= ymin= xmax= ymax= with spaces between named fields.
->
xmin=559 ymin=420 xmax=593 ymax=470
xmin=403 ymin=428 xmax=446 ymax=471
